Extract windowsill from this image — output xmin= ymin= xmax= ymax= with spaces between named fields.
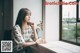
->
xmin=40 ymin=41 xmax=80 ymax=53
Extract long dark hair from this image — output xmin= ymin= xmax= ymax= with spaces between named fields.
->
xmin=15 ymin=8 xmax=30 ymax=29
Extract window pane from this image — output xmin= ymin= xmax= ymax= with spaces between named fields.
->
xmin=62 ymin=5 xmax=76 ymax=42
xmin=77 ymin=23 xmax=80 ymax=44
xmin=77 ymin=1 xmax=80 ymax=44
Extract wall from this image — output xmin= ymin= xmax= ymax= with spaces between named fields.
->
xmin=45 ymin=0 xmax=59 ymax=42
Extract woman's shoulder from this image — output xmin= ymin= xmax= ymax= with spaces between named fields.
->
xmin=13 ymin=25 xmax=21 ymax=31
xmin=13 ymin=25 xmax=19 ymax=28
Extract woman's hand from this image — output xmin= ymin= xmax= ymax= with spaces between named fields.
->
xmin=27 ymin=22 xmax=34 ymax=26
xmin=35 ymin=39 xmax=40 ymax=44
xmin=27 ymin=22 xmax=35 ymax=29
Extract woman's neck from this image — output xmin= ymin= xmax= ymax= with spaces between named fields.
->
xmin=22 ymin=22 xmax=29 ymax=30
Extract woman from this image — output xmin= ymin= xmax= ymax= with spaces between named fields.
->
xmin=12 ymin=8 xmax=40 ymax=53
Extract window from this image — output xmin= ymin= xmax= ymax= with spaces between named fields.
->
xmin=60 ymin=0 xmax=80 ymax=45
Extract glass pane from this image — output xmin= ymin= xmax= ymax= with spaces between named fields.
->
xmin=77 ymin=23 xmax=80 ymax=44
xmin=62 ymin=5 xmax=76 ymax=42
xmin=77 ymin=1 xmax=80 ymax=44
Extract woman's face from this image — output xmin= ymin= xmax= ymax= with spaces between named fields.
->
xmin=24 ymin=14 xmax=31 ymax=22
xmin=24 ymin=10 xmax=31 ymax=22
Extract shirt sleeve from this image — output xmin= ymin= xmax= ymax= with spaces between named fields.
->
xmin=12 ymin=25 xmax=25 ymax=45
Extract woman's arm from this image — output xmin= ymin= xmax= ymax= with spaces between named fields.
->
xmin=23 ymin=41 xmax=37 ymax=47
xmin=30 ymin=23 xmax=38 ymax=40
xmin=29 ymin=23 xmax=41 ymax=44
